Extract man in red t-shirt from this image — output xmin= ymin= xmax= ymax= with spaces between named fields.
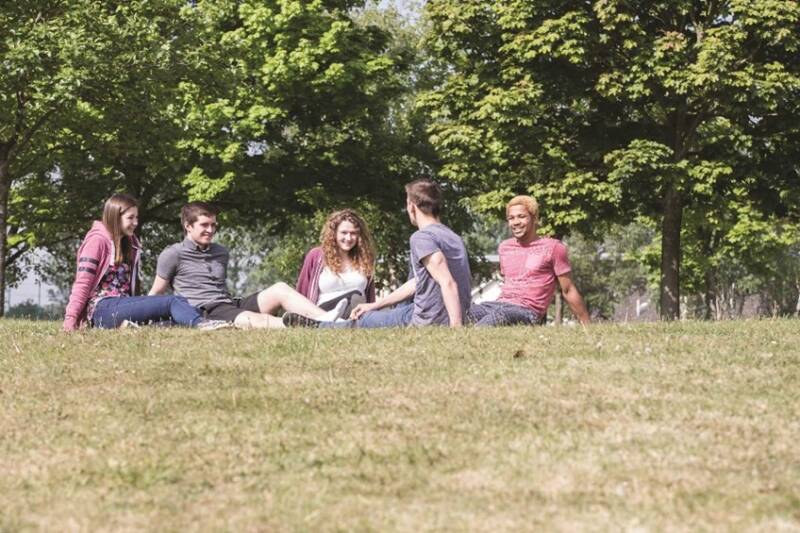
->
xmin=468 ymin=195 xmax=590 ymax=326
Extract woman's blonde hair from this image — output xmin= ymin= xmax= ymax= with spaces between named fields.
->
xmin=320 ymin=209 xmax=375 ymax=277
xmin=102 ymin=193 xmax=138 ymax=265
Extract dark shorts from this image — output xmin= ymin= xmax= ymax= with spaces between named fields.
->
xmin=201 ymin=293 xmax=260 ymax=322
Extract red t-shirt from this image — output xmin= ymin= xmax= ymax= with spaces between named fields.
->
xmin=497 ymin=237 xmax=572 ymax=315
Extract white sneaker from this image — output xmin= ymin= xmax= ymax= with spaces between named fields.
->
xmin=319 ymin=298 xmax=349 ymax=322
xmin=196 ymin=319 xmax=233 ymax=331
xmin=120 ymin=320 xmax=141 ymax=329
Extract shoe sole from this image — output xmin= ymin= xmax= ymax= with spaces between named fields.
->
xmin=282 ymin=313 xmax=320 ymax=328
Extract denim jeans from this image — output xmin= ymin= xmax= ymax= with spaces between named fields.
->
xmin=466 ymin=301 xmax=540 ymax=327
xmin=321 ymin=301 xmax=414 ymax=329
xmin=91 ymin=295 xmax=202 ymax=329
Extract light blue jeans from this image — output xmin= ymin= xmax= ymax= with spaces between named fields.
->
xmin=91 ymin=295 xmax=203 ymax=329
xmin=321 ymin=301 xmax=414 ymax=329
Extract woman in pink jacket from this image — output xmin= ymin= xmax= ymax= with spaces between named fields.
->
xmin=296 ymin=209 xmax=376 ymax=315
xmin=63 ymin=194 xmax=228 ymax=331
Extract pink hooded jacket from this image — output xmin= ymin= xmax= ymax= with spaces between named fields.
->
xmin=63 ymin=221 xmax=141 ymax=331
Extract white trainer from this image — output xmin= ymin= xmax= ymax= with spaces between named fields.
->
xmin=196 ymin=319 xmax=233 ymax=331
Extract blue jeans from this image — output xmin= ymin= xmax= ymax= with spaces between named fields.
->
xmin=91 ymin=295 xmax=202 ymax=329
xmin=467 ymin=301 xmax=540 ymax=327
xmin=321 ymin=301 xmax=414 ymax=329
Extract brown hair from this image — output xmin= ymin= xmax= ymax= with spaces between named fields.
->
xmin=181 ymin=201 xmax=219 ymax=231
xmin=506 ymin=195 xmax=539 ymax=223
xmin=101 ymin=193 xmax=138 ymax=265
xmin=405 ymin=179 xmax=442 ymax=216
xmin=320 ymin=209 xmax=375 ymax=277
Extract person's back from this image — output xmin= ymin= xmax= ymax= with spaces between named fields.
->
xmin=409 ymin=223 xmax=471 ymax=325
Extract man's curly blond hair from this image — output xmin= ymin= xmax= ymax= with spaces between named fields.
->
xmin=506 ymin=195 xmax=539 ymax=224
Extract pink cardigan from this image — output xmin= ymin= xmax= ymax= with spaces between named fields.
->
xmin=295 ymin=246 xmax=375 ymax=304
xmin=63 ymin=221 xmax=141 ymax=331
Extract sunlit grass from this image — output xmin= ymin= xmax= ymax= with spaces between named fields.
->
xmin=1 ymin=319 xmax=798 ymax=531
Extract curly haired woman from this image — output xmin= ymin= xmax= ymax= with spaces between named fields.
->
xmin=295 ymin=209 xmax=376 ymax=315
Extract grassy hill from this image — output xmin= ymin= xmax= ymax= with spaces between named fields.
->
xmin=1 ymin=319 xmax=798 ymax=531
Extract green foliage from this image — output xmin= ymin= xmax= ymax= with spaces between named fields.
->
xmin=176 ymin=0 xmax=419 ymax=222
xmin=420 ymin=0 xmax=800 ymax=317
xmin=0 ymin=0 xmax=122 ymax=306
xmin=4 ymin=1 xmax=443 ymax=300
xmin=2 ymin=0 xmax=205 ymax=298
xmin=5 ymin=299 xmax=62 ymax=321
xmin=566 ymin=222 xmax=655 ymax=320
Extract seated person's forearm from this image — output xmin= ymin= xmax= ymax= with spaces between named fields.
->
xmin=565 ymin=291 xmax=589 ymax=324
xmin=149 ymin=275 xmax=170 ymax=296
xmin=375 ymin=279 xmax=415 ymax=309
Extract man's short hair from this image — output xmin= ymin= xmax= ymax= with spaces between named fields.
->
xmin=405 ymin=179 xmax=442 ymax=217
xmin=506 ymin=195 xmax=539 ymax=222
xmin=181 ymin=201 xmax=219 ymax=229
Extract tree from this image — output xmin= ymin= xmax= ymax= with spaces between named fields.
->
xmin=1 ymin=1 xmax=95 ymax=314
xmin=174 ymin=0 xmax=418 ymax=221
xmin=7 ymin=1 xmax=447 ymax=303
xmin=165 ymin=0 xmax=449 ymax=291
xmin=1 ymin=0 xmax=200 ymax=314
xmin=420 ymin=0 xmax=800 ymax=319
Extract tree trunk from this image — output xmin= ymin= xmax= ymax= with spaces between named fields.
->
xmin=660 ymin=185 xmax=682 ymax=320
xmin=795 ymin=276 xmax=800 ymax=317
xmin=554 ymin=290 xmax=563 ymax=325
xmin=703 ymin=268 xmax=715 ymax=320
xmin=0 ymin=155 xmax=9 ymax=317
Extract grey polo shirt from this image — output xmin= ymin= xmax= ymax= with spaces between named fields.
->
xmin=156 ymin=238 xmax=233 ymax=308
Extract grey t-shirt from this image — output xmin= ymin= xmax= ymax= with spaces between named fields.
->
xmin=409 ymin=223 xmax=472 ymax=326
xmin=156 ymin=238 xmax=233 ymax=308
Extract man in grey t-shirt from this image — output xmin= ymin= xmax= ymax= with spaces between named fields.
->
xmin=408 ymin=222 xmax=471 ymax=326
xmin=149 ymin=202 xmax=348 ymax=328
xmin=285 ymin=179 xmax=471 ymax=328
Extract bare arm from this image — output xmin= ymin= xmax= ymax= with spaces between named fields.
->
xmin=558 ymin=273 xmax=590 ymax=325
xmin=149 ymin=275 xmax=171 ymax=296
xmin=422 ymin=251 xmax=462 ymax=327
xmin=350 ymin=278 xmax=416 ymax=319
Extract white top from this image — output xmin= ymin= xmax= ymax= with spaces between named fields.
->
xmin=317 ymin=266 xmax=368 ymax=305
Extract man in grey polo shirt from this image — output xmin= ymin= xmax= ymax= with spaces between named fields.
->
xmin=149 ymin=202 xmax=347 ymax=328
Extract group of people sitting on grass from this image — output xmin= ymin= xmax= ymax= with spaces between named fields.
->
xmin=63 ymin=179 xmax=590 ymax=332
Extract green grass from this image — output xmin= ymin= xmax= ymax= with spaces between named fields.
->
xmin=1 ymin=319 xmax=799 ymax=531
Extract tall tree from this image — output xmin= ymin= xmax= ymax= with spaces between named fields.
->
xmin=6 ymin=1 xmax=441 ymax=302
xmin=174 ymin=1 xmax=431 ymax=224
xmin=0 ymin=0 xmax=199 ymax=313
xmin=1 ymin=1 xmax=95 ymax=314
xmin=167 ymin=0 xmax=446 ymax=284
xmin=420 ymin=0 xmax=800 ymax=319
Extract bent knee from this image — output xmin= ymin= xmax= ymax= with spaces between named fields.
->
xmin=265 ymin=281 xmax=290 ymax=293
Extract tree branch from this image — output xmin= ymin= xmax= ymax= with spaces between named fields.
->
xmin=6 ymin=241 xmax=31 ymax=266
xmin=9 ymin=107 xmax=60 ymax=160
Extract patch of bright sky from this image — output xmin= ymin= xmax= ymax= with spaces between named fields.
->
xmin=374 ymin=0 xmax=423 ymax=22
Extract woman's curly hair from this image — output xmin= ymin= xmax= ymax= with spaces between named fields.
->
xmin=320 ymin=209 xmax=375 ymax=277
